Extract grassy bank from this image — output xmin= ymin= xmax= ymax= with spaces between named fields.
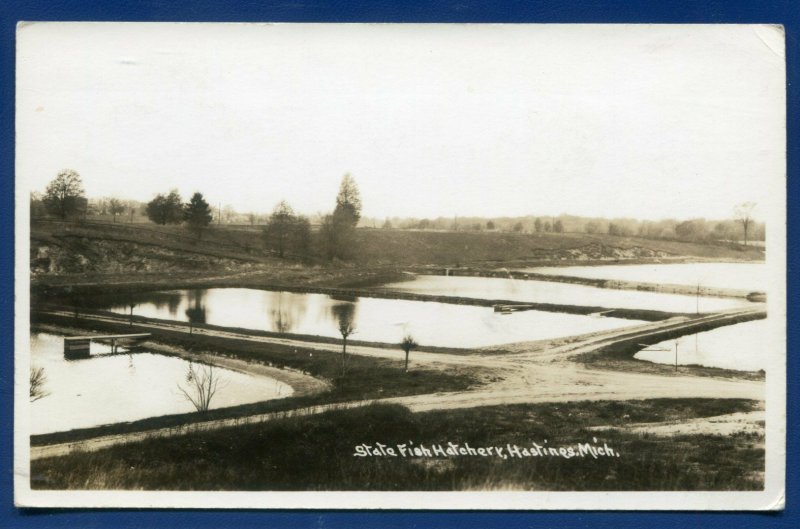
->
xmin=31 ymin=399 xmax=764 ymax=491
xmin=353 ymin=229 xmax=764 ymax=265
xmin=31 ymin=313 xmax=485 ymax=445
xmin=32 ymin=219 xmax=764 ymax=278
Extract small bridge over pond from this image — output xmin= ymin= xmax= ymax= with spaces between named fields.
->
xmin=63 ymin=334 xmax=150 ymax=359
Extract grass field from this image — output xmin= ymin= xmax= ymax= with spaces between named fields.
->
xmin=31 ymin=399 xmax=764 ymax=491
xmin=31 ymin=219 xmax=764 ymax=278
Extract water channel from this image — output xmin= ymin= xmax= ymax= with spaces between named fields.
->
xmin=521 ymin=262 xmax=766 ymax=293
xmin=30 ymin=332 xmax=292 ymax=435
xmin=634 ymin=318 xmax=767 ymax=371
xmin=379 ymin=275 xmax=750 ymax=314
xmin=89 ymin=288 xmax=643 ymax=348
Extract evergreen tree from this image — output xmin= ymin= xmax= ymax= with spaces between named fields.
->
xmin=321 ymin=173 xmax=362 ymax=260
xmin=184 ymin=192 xmax=213 ymax=239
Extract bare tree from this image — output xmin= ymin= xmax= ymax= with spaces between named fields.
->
xmin=263 ymin=201 xmax=311 ymax=258
xmin=43 ymin=169 xmax=86 ymax=219
xmin=178 ymin=364 xmax=222 ymax=412
xmin=332 ymin=303 xmax=356 ymax=376
xmin=734 ymin=202 xmax=757 ymax=246
xmin=400 ymin=334 xmax=418 ymax=373
xmin=30 ymin=366 xmax=49 ymax=402
xmin=108 ymin=198 xmax=125 ymax=223
xmin=223 ymin=204 xmax=236 ymax=224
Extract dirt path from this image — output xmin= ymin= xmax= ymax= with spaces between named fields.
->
xmin=31 ymin=306 xmax=766 ymax=459
xmin=587 ymin=411 xmax=766 ymax=437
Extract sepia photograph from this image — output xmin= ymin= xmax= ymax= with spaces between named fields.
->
xmin=13 ymin=22 xmax=786 ymax=510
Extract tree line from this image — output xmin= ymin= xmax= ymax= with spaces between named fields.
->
xmin=376 ymin=211 xmax=763 ymax=244
xmin=35 ymin=168 xmax=762 ymax=257
xmin=35 ymin=169 xmax=365 ymax=259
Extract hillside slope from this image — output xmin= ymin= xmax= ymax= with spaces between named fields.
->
xmin=352 ymin=228 xmax=764 ymax=265
xmin=29 ymin=220 xmax=764 ymax=278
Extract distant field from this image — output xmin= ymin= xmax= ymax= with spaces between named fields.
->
xmin=30 ymin=219 xmax=764 ymax=276
xmin=352 ymin=228 xmax=763 ymax=265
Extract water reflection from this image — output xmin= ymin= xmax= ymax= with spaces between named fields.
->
xmin=380 ymin=275 xmax=750 ymax=314
xmin=30 ymin=332 xmax=293 ymax=435
xmin=331 ymin=302 xmax=357 ymax=336
xmin=267 ymin=291 xmax=308 ymax=334
xmin=635 ymin=319 xmax=768 ymax=371
xmin=88 ymin=288 xmax=644 ymax=348
xmin=185 ymin=289 xmax=207 ymax=325
xmin=522 ymin=263 xmax=767 ymax=293
xmin=126 ymin=291 xmax=183 ymax=316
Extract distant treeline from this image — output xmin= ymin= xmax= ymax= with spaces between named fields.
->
xmin=361 ymin=214 xmax=764 ymax=243
xmin=31 ymin=169 xmax=763 ymax=248
xmin=31 ymin=195 xmax=764 ymax=244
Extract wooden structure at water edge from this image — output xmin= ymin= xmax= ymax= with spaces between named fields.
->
xmin=493 ymin=304 xmax=536 ymax=314
xmin=63 ymin=333 xmax=151 ymax=360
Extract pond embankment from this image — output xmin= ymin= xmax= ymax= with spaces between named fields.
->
xmin=419 ymin=267 xmax=763 ymax=300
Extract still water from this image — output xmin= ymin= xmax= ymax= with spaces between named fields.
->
xmin=379 ymin=275 xmax=749 ymax=314
xmin=30 ymin=332 xmax=292 ymax=435
xmin=92 ymin=288 xmax=643 ymax=348
xmin=634 ymin=319 xmax=767 ymax=371
xmin=522 ymin=262 xmax=766 ymax=293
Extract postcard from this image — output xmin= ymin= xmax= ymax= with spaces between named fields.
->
xmin=14 ymin=22 xmax=786 ymax=510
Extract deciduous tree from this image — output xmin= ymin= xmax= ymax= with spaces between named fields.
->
xmin=734 ymin=202 xmax=756 ymax=246
xmin=332 ymin=303 xmax=356 ymax=376
xmin=400 ymin=335 xmax=418 ymax=373
xmin=146 ymin=189 xmax=184 ymax=225
xmin=178 ymin=364 xmax=221 ymax=412
xmin=263 ymin=201 xmax=311 ymax=258
xmin=43 ymin=169 xmax=85 ymax=219
xmin=108 ymin=198 xmax=125 ymax=223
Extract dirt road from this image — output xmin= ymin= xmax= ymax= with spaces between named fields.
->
xmin=30 ymin=305 xmax=766 ymax=459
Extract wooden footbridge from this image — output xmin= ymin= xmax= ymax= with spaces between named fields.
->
xmin=63 ymin=333 xmax=151 ymax=359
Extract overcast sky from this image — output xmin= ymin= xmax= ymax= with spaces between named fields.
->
xmin=16 ymin=23 xmax=785 ymax=221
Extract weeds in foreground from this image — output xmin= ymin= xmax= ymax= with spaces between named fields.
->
xmin=31 ymin=400 xmax=764 ymax=492
xmin=178 ymin=364 xmax=224 ymax=412
xmin=30 ymin=366 xmax=49 ymax=402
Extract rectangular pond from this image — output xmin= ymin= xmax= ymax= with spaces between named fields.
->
xmin=88 ymin=288 xmax=643 ymax=348
xmin=30 ymin=332 xmax=293 ymax=435
xmin=635 ymin=318 xmax=767 ymax=371
xmin=521 ymin=262 xmax=766 ymax=293
xmin=379 ymin=275 xmax=750 ymax=314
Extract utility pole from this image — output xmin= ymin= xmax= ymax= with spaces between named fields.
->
xmin=218 ymin=202 xmax=221 ymax=225
xmin=675 ymin=341 xmax=679 ymax=372
xmin=695 ymin=282 xmax=700 ymax=357
xmin=696 ymin=282 xmax=700 ymax=314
